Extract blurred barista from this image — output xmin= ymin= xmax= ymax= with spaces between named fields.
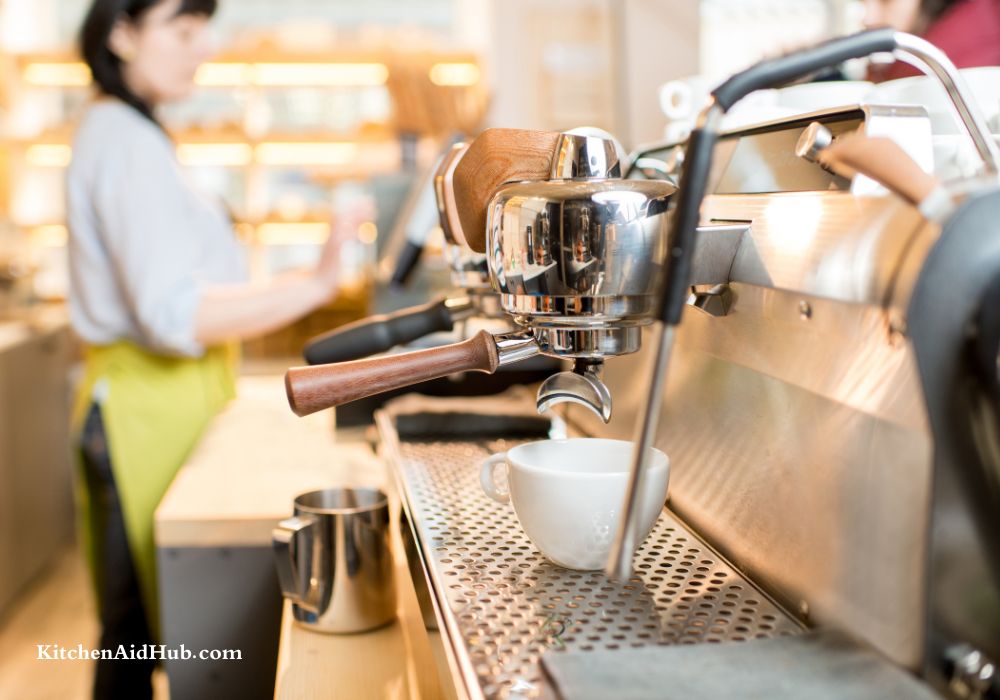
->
xmin=68 ymin=1 xmax=346 ymax=697
xmin=863 ymin=0 xmax=1000 ymax=80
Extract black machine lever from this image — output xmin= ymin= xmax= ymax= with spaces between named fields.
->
xmin=659 ymin=27 xmax=899 ymax=326
xmin=303 ymin=296 xmax=474 ymax=365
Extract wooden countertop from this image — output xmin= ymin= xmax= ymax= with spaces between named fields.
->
xmin=154 ymin=373 xmax=447 ymax=699
xmin=155 ymin=374 xmax=385 ymax=548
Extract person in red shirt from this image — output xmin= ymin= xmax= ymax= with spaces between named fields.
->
xmin=864 ymin=0 xmax=1000 ymax=80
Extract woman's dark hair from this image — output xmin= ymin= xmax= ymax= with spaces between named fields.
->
xmin=921 ymin=0 xmax=962 ymax=23
xmin=80 ymin=0 xmax=217 ymax=125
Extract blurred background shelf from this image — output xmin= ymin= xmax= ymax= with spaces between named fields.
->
xmin=0 ymin=0 xmax=861 ymax=362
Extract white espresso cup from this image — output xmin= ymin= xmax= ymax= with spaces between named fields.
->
xmin=480 ymin=438 xmax=670 ymax=570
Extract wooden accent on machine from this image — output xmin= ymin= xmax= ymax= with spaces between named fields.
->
xmin=819 ymin=133 xmax=940 ymax=206
xmin=285 ymin=330 xmax=500 ymax=416
xmin=451 ymin=128 xmax=560 ymax=253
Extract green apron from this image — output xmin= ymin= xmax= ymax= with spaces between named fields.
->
xmin=72 ymin=340 xmax=238 ymax=640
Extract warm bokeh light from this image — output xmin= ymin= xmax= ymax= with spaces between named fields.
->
xmin=428 ymin=62 xmax=481 ymax=87
xmin=194 ymin=62 xmax=254 ymax=87
xmin=25 ymin=144 xmax=72 ymax=168
xmin=176 ymin=143 xmax=254 ymax=167
xmin=22 ymin=62 xmax=90 ymax=87
xmin=22 ymin=60 xmax=391 ymax=88
xmin=256 ymin=222 xmax=331 ymax=245
xmin=358 ymin=221 xmax=378 ymax=244
xmin=254 ymin=63 xmax=389 ymax=87
xmin=30 ymin=224 xmax=68 ymax=247
xmin=255 ymin=142 xmax=359 ymax=166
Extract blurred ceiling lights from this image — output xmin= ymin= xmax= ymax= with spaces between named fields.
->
xmin=22 ymin=60 xmax=481 ymax=88
xmin=255 ymin=142 xmax=359 ymax=166
xmin=428 ymin=61 xmax=480 ymax=86
xmin=22 ymin=61 xmax=90 ymax=87
xmin=256 ymin=222 xmax=330 ymax=245
xmin=176 ymin=143 xmax=254 ymax=168
xmin=25 ymin=144 xmax=72 ymax=168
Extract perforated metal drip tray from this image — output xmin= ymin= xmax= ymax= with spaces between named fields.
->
xmin=376 ymin=411 xmax=804 ymax=700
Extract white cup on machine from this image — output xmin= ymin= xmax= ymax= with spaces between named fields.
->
xmin=480 ymin=438 xmax=670 ymax=570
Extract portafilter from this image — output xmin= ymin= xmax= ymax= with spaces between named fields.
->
xmin=285 ymin=131 xmax=676 ymax=421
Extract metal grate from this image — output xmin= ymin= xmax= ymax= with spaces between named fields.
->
xmin=393 ymin=436 xmax=804 ymax=699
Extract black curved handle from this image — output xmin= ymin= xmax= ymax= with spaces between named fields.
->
xmin=657 ymin=128 xmax=716 ymax=325
xmin=713 ymin=28 xmax=896 ymax=110
xmin=390 ymin=240 xmax=425 ymax=287
xmin=304 ymin=297 xmax=455 ymax=365
xmin=658 ymin=28 xmax=899 ymax=326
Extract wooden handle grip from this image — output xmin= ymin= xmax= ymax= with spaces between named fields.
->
xmin=435 ymin=143 xmax=470 ymax=248
xmin=451 ymin=128 xmax=561 ymax=253
xmin=285 ymin=330 xmax=500 ymax=416
xmin=819 ymin=133 xmax=940 ymax=206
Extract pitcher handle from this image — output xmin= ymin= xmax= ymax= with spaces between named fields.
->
xmin=272 ymin=515 xmax=317 ymax=612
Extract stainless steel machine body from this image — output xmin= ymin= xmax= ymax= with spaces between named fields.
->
xmin=583 ymin=108 xmax=999 ymax=700
xmin=380 ymin=82 xmax=1000 ymax=697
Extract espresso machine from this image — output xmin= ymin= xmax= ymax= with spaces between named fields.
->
xmin=285 ymin=28 xmax=1000 ymax=700
xmin=286 ymin=131 xmax=678 ymax=423
xmin=303 ymin=143 xmax=568 ymax=425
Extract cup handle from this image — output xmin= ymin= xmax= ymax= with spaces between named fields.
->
xmin=480 ymin=453 xmax=511 ymax=504
xmin=272 ymin=515 xmax=317 ymax=611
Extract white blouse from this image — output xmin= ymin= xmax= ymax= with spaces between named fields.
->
xmin=66 ymin=99 xmax=247 ymax=358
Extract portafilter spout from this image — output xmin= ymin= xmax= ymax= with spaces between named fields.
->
xmin=536 ymin=360 xmax=612 ymax=423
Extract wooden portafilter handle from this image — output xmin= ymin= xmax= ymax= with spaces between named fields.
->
xmin=450 ymin=128 xmax=561 ymax=254
xmin=285 ymin=330 xmax=500 ymax=416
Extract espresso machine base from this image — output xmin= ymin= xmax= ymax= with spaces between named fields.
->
xmin=376 ymin=402 xmax=817 ymax=700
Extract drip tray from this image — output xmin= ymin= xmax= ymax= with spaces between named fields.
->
xmin=376 ymin=410 xmax=804 ymax=700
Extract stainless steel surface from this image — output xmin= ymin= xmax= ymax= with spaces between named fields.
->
xmin=378 ymin=413 xmax=803 ymax=700
xmin=272 ymin=487 xmax=395 ymax=634
xmin=531 ymin=325 xmax=641 ymax=358
xmin=484 ymin=130 xmax=676 ymax=372
xmin=495 ymin=331 xmax=543 ymax=367
xmin=445 ymin=246 xmax=493 ymax=295
xmin=795 ymin=122 xmax=834 ymax=164
xmin=707 ymin=192 xmax=934 ymax=322
xmin=577 ymin=292 xmax=935 ymax=669
xmin=628 ymin=105 xmax=933 ymax=196
xmin=596 ymin=88 xmax=960 ymax=667
xmin=607 ymin=325 xmax=676 ymax=579
xmin=893 ymin=31 xmax=1000 ymax=173
xmin=487 ymin=178 xmax=673 ymax=300
xmin=689 ymin=284 xmax=734 ymax=317
xmin=536 ymin=362 xmax=612 ymax=423
xmin=550 ymin=132 xmax=624 ymax=180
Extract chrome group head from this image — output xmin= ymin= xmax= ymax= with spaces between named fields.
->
xmin=484 ymin=131 xmax=677 ymax=421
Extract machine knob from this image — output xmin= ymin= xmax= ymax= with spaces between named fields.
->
xmin=795 ymin=122 xmax=835 ymax=164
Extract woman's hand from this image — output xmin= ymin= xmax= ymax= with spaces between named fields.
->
xmin=194 ymin=227 xmax=357 ymax=347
